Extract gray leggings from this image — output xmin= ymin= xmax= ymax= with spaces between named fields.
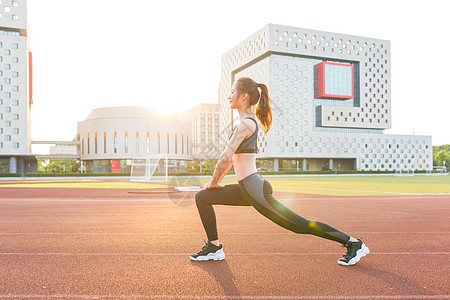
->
xmin=194 ymin=172 xmax=350 ymax=245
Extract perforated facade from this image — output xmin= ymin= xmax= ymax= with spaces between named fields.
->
xmin=219 ymin=24 xmax=432 ymax=171
xmin=0 ymin=0 xmax=26 ymax=30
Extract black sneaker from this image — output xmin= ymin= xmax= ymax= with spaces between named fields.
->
xmin=338 ymin=239 xmax=370 ymax=266
xmin=190 ymin=240 xmax=225 ymax=261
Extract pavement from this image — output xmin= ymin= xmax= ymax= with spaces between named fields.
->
xmin=0 ymin=186 xmax=449 ymax=299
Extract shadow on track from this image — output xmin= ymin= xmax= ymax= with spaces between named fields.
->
xmin=190 ymin=260 xmax=241 ymax=299
xmin=348 ymin=265 xmax=432 ymax=296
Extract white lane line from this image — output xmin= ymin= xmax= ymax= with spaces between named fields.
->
xmin=0 ymin=199 xmax=192 ymax=202
xmin=0 ymin=294 xmax=448 ymax=299
xmin=1 ymin=194 xmax=449 ymax=202
xmin=0 ymin=252 xmax=448 ymax=256
xmin=1 ymin=231 xmax=449 ymax=235
xmin=283 ymin=186 xmax=450 ymax=196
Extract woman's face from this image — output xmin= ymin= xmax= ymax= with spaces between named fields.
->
xmin=228 ymin=83 xmax=246 ymax=109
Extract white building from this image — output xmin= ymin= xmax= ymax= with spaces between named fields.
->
xmin=180 ymin=103 xmax=224 ymax=159
xmin=219 ymin=24 xmax=432 ymax=171
xmin=0 ymin=0 xmax=35 ymax=173
xmin=77 ymin=107 xmax=191 ymax=173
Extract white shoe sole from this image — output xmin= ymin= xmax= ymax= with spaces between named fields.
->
xmin=190 ymin=248 xmax=225 ymax=261
xmin=338 ymin=243 xmax=370 ymax=266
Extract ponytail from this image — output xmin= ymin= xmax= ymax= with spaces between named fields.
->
xmin=235 ymin=77 xmax=273 ymax=134
xmin=255 ymin=83 xmax=273 ymax=134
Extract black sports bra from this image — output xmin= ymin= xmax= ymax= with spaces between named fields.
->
xmin=234 ymin=117 xmax=258 ymax=154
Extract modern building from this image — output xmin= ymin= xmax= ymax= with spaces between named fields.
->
xmin=77 ymin=107 xmax=191 ymax=173
xmin=0 ymin=0 xmax=36 ymax=173
xmin=219 ymin=24 xmax=432 ymax=171
xmin=179 ymin=103 xmax=224 ymax=159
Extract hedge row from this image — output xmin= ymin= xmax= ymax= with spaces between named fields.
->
xmin=25 ymin=172 xmax=133 ymax=177
xmin=0 ymin=173 xmax=23 ymax=177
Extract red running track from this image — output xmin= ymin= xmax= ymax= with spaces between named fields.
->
xmin=0 ymin=187 xmax=449 ymax=299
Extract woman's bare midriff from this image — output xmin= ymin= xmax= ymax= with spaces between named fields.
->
xmin=232 ymin=153 xmax=258 ymax=181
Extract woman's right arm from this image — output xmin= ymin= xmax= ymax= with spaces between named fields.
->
xmin=216 ymin=159 xmax=233 ymax=183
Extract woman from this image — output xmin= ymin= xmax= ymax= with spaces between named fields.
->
xmin=190 ymin=77 xmax=369 ymax=266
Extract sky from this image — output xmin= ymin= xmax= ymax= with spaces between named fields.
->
xmin=27 ymin=0 xmax=450 ymax=147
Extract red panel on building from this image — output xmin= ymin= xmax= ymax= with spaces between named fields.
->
xmin=111 ymin=160 xmax=121 ymax=173
xmin=317 ymin=61 xmax=354 ymax=100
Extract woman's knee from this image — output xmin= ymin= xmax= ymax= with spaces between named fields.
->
xmin=195 ymin=190 xmax=203 ymax=206
xmin=195 ymin=190 xmax=208 ymax=208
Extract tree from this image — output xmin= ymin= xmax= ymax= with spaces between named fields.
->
xmin=38 ymin=158 xmax=80 ymax=173
xmin=46 ymin=162 xmax=62 ymax=172
xmin=187 ymin=160 xmax=200 ymax=172
xmin=202 ymin=159 xmax=218 ymax=171
xmin=433 ymin=144 xmax=450 ymax=166
xmin=435 ymin=150 xmax=449 ymax=166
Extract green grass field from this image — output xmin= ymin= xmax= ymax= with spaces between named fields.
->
xmin=260 ymin=175 xmax=450 ymax=196
xmin=1 ymin=175 xmax=449 ymax=196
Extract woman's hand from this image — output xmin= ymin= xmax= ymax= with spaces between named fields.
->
xmin=203 ymin=181 xmax=225 ymax=190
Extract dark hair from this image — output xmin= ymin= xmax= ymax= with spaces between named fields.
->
xmin=235 ymin=77 xmax=273 ymax=133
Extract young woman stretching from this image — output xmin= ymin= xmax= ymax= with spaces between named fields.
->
xmin=190 ymin=77 xmax=369 ymax=266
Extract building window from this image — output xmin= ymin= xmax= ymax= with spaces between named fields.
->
xmin=87 ymin=133 xmax=90 ymax=154
xmin=81 ymin=136 xmax=84 ymax=155
xmin=4 ymin=121 xmax=11 ymax=127
xmin=4 ymin=64 xmax=10 ymax=70
xmin=175 ymin=133 xmax=177 ymax=154
xmin=94 ymin=133 xmax=98 ymax=154
xmin=186 ymin=135 xmax=189 ymax=155
xmin=12 ymin=128 xmax=19 ymax=134
xmin=12 ymin=100 xmax=18 ymax=106
xmin=114 ymin=132 xmax=118 ymax=153
xmin=167 ymin=133 xmax=169 ymax=154
xmin=12 ymin=85 xmax=18 ymax=91
xmin=12 ymin=114 xmax=19 ymax=120
xmin=104 ymin=132 xmax=107 ymax=153
xmin=12 ymin=71 xmax=18 ymax=77
xmin=4 ymin=106 xmax=10 ymax=112
xmin=136 ymin=132 xmax=139 ymax=153
xmin=146 ymin=132 xmax=150 ymax=154
xmin=124 ymin=132 xmax=128 ymax=153
xmin=4 ymin=135 xmax=11 ymax=141
xmin=12 ymin=57 xmax=18 ymax=63
xmin=13 ymin=142 xmax=19 ymax=148
xmin=157 ymin=132 xmax=160 ymax=154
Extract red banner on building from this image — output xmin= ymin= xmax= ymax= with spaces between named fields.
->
xmin=111 ymin=160 xmax=121 ymax=173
